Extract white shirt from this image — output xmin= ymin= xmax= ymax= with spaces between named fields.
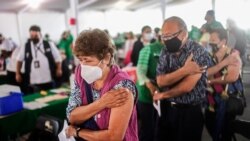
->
xmin=0 ymin=39 xmax=15 ymax=51
xmin=7 ymin=47 xmax=24 ymax=72
xmin=1 ymin=39 xmax=19 ymax=72
xmin=17 ymin=39 xmax=62 ymax=84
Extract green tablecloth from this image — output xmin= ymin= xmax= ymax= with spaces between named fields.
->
xmin=0 ymin=91 xmax=69 ymax=140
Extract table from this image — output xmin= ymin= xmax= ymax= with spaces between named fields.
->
xmin=0 ymin=91 xmax=69 ymax=140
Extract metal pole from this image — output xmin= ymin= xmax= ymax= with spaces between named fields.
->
xmin=160 ymin=0 xmax=166 ymax=22
xmin=16 ymin=13 xmax=23 ymax=46
xmin=212 ymin=0 xmax=215 ymax=11
xmin=70 ymin=0 xmax=79 ymax=38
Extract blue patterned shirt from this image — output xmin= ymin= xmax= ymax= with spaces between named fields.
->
xmin=66 ymin=80 xmax=136 ymax=120
xmin=156 ymin=40 xmax=213 ymax=104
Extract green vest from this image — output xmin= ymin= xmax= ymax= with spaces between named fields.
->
xmin=136 ymin=41 xmax=164 ymax=103
xmin=58 ymin=34 xmax=73 ymax=59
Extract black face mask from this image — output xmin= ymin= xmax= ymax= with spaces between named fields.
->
xmin=31 ymin=38 xmax=39 ymax=44
xmin=209 ymin=43 xmax=219 ymax=53
xmin=164 ymin=36 xmax=182 ymax=53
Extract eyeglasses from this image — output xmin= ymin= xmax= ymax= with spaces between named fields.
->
xmin=161 ymin=30 xmax=182 ymax=41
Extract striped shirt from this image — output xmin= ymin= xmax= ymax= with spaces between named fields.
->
xmin=137 ymin=45 xmax=151 ymax=85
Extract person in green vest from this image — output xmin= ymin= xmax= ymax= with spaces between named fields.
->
xmin=189 ymin=25 xmax=201 ymax=42
xmin=201 ymin=10 xmax=224 ymax=33
xmin=58 ymin=31 xmax=74 ymax=62
xmin=136 ymin=40 xmax=164 ymax=141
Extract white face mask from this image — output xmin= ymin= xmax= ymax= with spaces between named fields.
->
xmin=80 ymin=61 xmax=103 ymax=84
xmin=144 ymin=33 xmax=153 ymax=41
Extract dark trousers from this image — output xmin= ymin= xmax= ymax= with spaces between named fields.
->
xmin=22 ymin=82 xmax=54 ymax=94
xmin=157 ymin=100 xmax=204 ymax=141
xmin=18 ymin=73 xmax=55 ymax=94
xmin=6 ymin=71 xmax=18 ymax=86
xmin=138 ymin=101 xmax=157 ymax=141
xmin=205 ymin=110 xmax=236 ymax=141
xmin=31 ymin=82 xmax=54 ymax=93
xmin=7 ymin=71 xmax=27 ymax=94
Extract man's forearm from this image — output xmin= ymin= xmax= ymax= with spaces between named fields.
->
xmin=160 ymin=74 xmax=201 ymax=99
xmin=157 ymin=67 xmax=189 ymax=87
xmin=56 ymin=62 xmax=61 ymax=71
xmin=16 ymin=61 xmax=22 ymax=74
xmin=160 ymin=84 xmax=187 ymax=99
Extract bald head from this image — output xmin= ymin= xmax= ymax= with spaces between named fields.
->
xmin=162 ymin=16 xmax=187 ymax=32
xmin=161 ymin=16 xmax=188 ymax=49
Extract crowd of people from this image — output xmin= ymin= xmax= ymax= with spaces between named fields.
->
xmin=0 ymin=9 xmax=249 ymax=141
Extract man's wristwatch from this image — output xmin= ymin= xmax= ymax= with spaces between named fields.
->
xmin=75 ymin=127 xmax=81 ymax=138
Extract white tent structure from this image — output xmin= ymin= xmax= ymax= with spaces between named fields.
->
xmin=0 ymin=0 xmax=249 ymax=46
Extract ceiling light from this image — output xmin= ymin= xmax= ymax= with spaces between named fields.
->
xmin=114 ymin=1 xmax=132 ymax=9
xmin=26 ymin=0 xmax=43 ymax=9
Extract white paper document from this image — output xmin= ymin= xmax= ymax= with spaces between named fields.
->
xmin=49 ymin=88 xmax=71 ymax=94
xmin=153 ymin=100 xmax=161 ymax=117
xmin=58 ymin=120 xmax=76 ymax=141
xmin=23 ymin=101 xmax=48 ymax=110
xmin=35 ymin=94 xmax=68 ymax=103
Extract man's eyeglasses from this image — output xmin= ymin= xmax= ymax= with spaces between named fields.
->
xmin=161 ymin=30 xmax=182 ymax=41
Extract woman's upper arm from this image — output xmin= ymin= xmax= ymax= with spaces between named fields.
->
xmin=66 ymin=80 xmax=82 ymax=119
xmin=107 ymin=80 xmax=136 ymax=140
xmin=108 ymin=89 xmax=134 ymax=140
xmin=226 ymin=55 xmax=241 ymax=82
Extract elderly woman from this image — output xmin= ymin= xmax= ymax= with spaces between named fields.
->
xmin=206 ymin=29 xmax=243 ymax=141
xmin=65 ymin=29 xmax=138 ymax=141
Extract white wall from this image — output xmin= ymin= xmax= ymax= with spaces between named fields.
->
xmin=19 ymin=12 xmax=66 ymax=45
xmin=77 ymin=0 xmax=212 ymax=37
xmin=78 ymin=9 xmax=163 ymax=37
xmin=78 ymin=10 xmax=106 ymax=31
xmin=216 ymin=0 xmax=250 ymax=30
xmin=0 ymin=12 xmax=67 ymax=46
xmin=164 ymin=0 xmax=212 ymax=30
xmin=0 ymin=13 xmax=20 ymax=45
xmin=1 ymin=0 xmax=249 ymax=46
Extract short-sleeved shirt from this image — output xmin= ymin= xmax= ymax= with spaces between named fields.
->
xmin=137 ymin=41 xmax=164 ymax=103
xmin=0 ymin=39 xmax=16 ymax=51
xmin=17 ymin=39 xmax=62 ymax=84
xmin=156 ymin=39 xmax=213 ymax=104
xmin=66 ymin=79 xmax=137 ymax=120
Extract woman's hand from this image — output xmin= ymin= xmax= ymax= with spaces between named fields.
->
xmin=99 ymin=88 xmax=130 ymax=108
xmin=65 ymin=125 xmax=76 ymax=138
